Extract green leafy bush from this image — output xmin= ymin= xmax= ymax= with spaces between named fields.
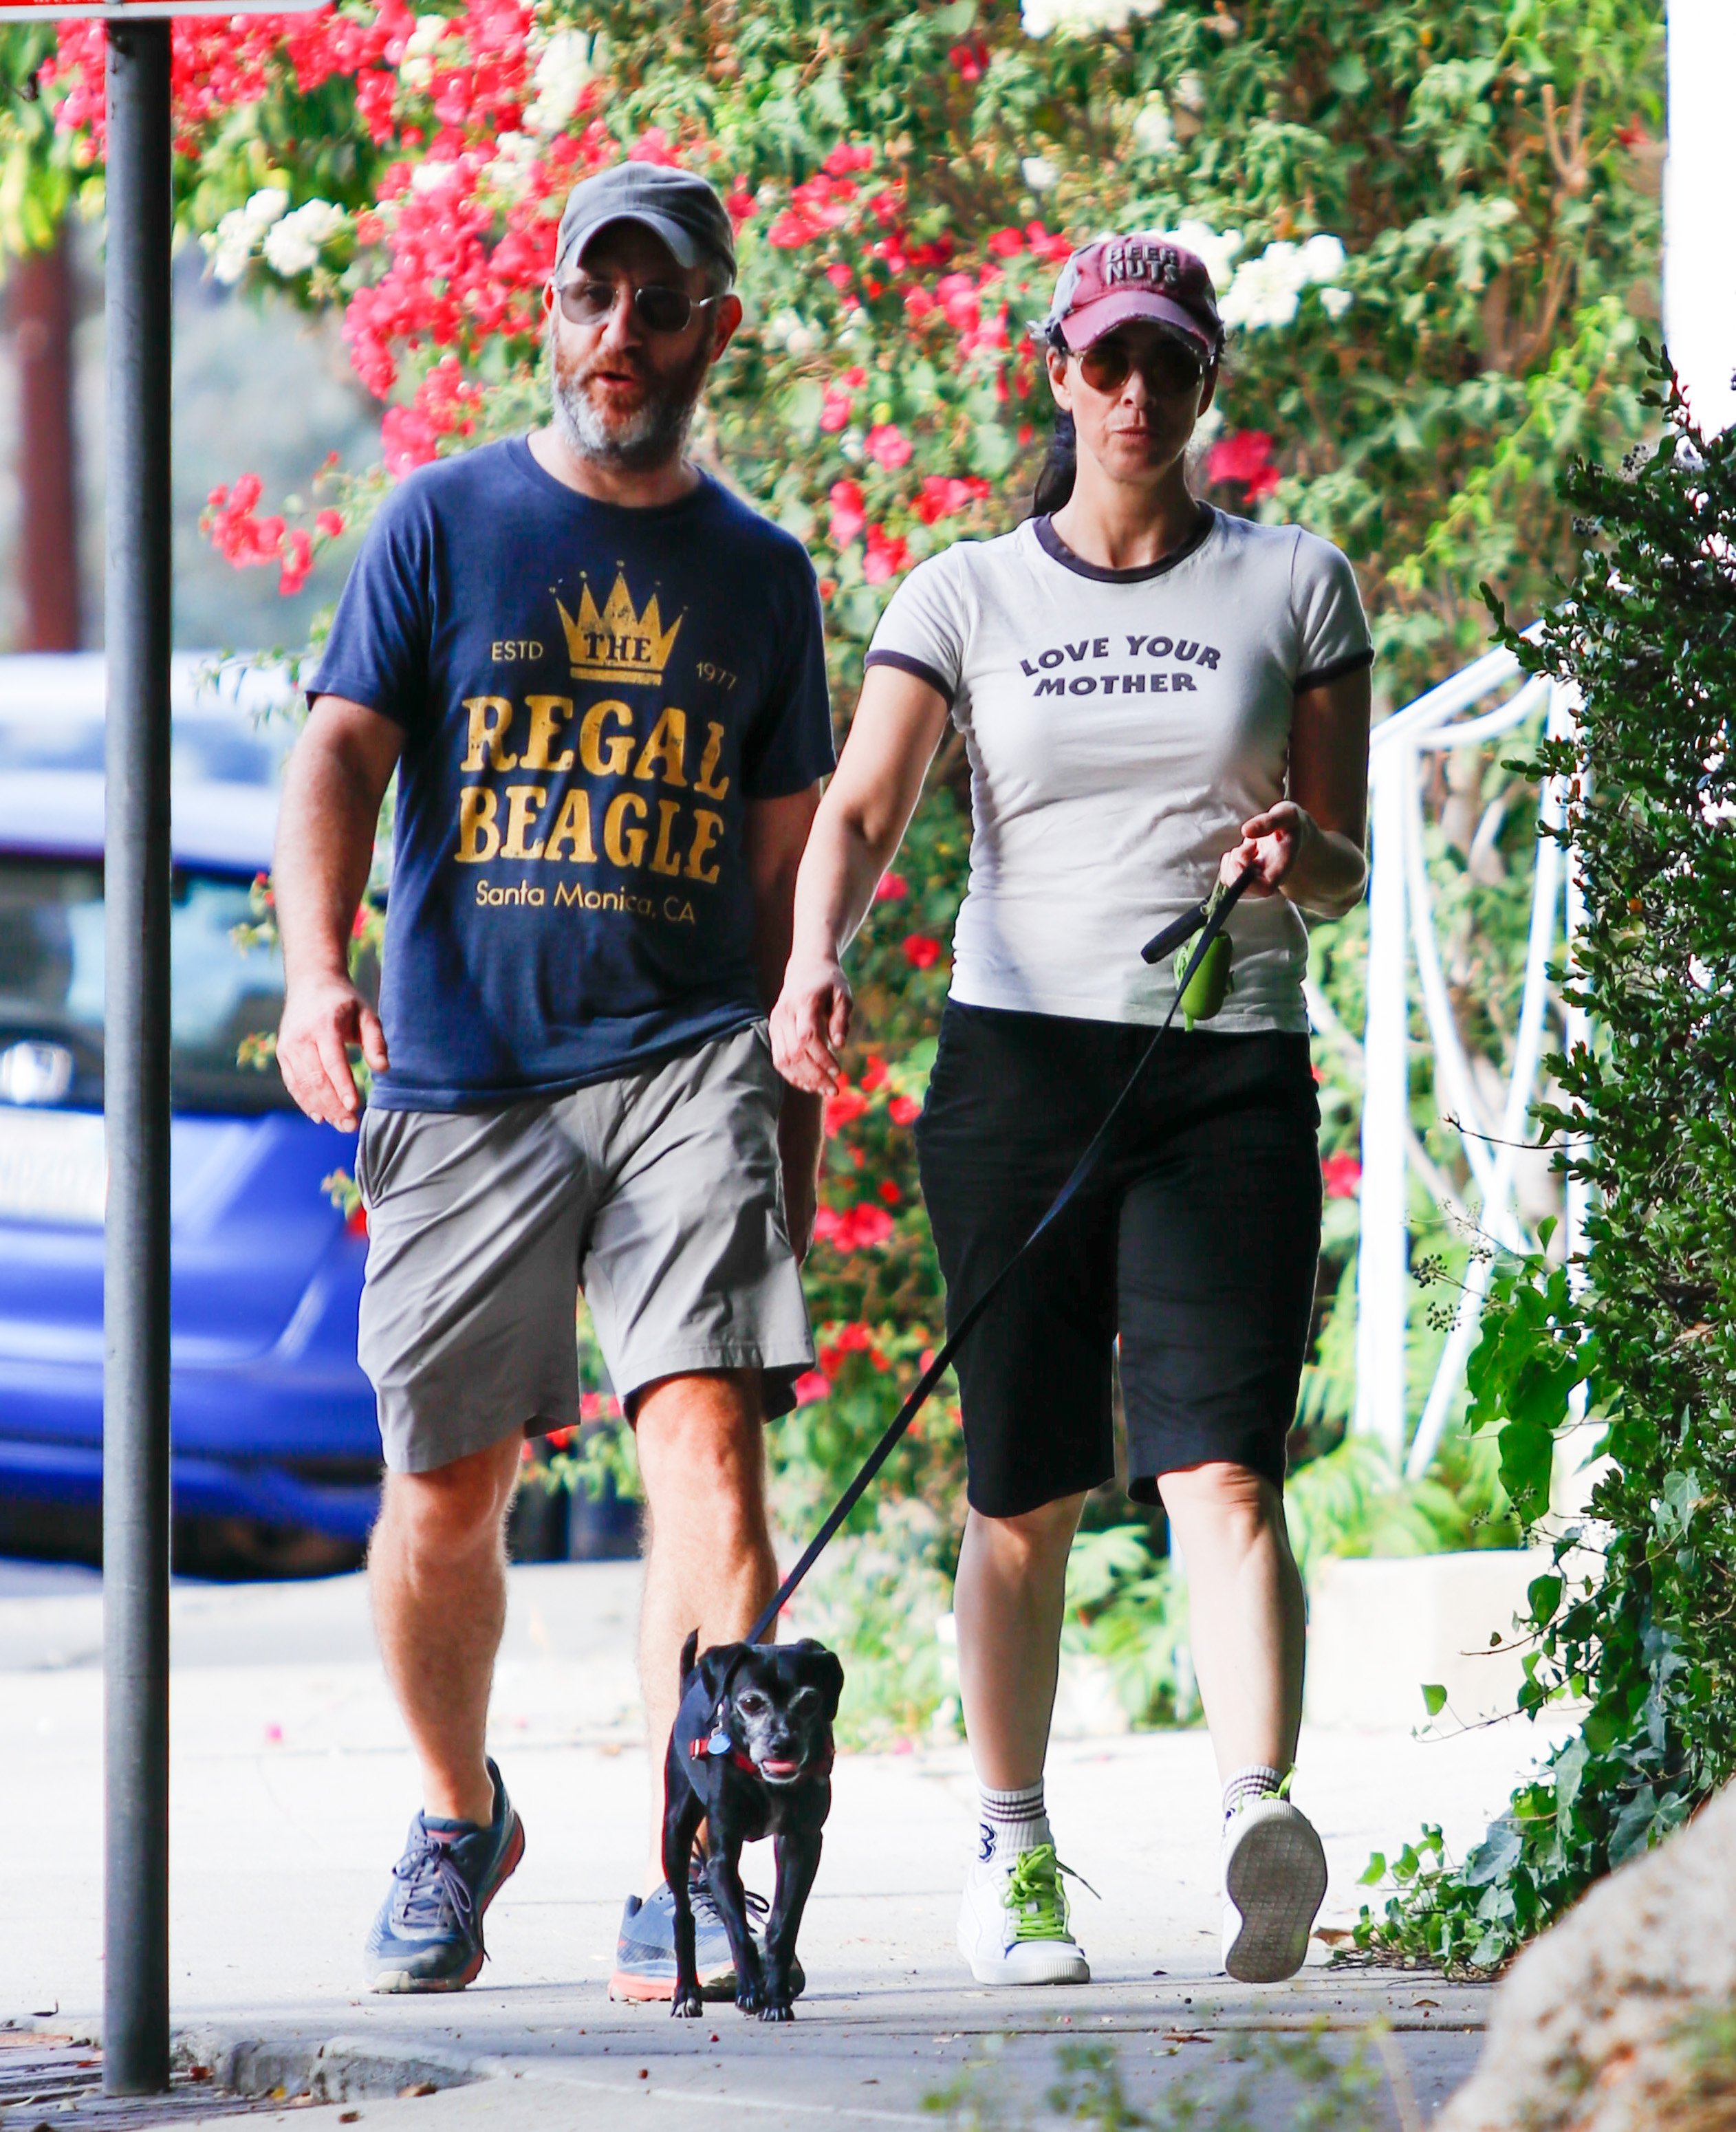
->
xmin=1357 ymin=346 xmax=1736 ymax=1971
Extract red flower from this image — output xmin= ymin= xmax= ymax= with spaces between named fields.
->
xmin=793 ymin=1369 xmax=831 ymax=1406
xmin=878 ymin=1179 xmax=901 ymax=1206
xmin=860 ymin=1055 xmax=887 ymax=1093
xmin=1205 ymin=430 xmax=1281 ymax=502
xmin=862 ymin=523 xmax=911 ymax=585
xmin=874 ymin=871 xmax=908 ymax=902
xmin=825 ymin=1084 xmax=869 ymax=1136
xmin=888 ymin=1095 xmax=922 ymax=1127
xmin=278 ymin=527 xmax=314 ymax=596
xmin=903 ymin=934 xmax=942 ymax=970
xmin=1321 ymin=1153 xmax=1362 ymax=1199
xmin=314 ymin=508 xmax=346 ymax=540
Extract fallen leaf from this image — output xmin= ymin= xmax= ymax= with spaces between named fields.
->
xmin=398 ymin=2081 xmax=436 ymax=2098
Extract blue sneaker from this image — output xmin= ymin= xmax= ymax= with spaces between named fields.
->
xmin=365 ymin=1760 xmax=525 ymax=1993
xmin=608 ymin=1877 xmax=803 ymax=2003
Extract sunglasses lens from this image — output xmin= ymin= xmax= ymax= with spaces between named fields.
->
xmin=1078 ymin=338 xmax=1205 ymax=395
xmin=1079 ymin=345 xmax=1131 ymax=393
xmin=559 ymin=281 xmax=616 ymax=326
xmin=635 ymin=287 xmax=695 ymax=334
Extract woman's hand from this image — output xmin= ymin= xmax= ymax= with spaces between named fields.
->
xmin=1220 ymin=801 xmax=1318 ymax=895
xmin=772 ymin=955 xmax=855 ymax=1094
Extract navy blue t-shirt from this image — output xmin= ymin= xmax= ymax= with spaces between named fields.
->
xmin=311 ymin=439 xmax=834 ymax=1110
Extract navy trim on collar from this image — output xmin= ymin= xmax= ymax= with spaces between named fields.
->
xmin=1033 ymin=503 xmax=1215 ymax=584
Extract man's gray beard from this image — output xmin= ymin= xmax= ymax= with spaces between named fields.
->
xmin=550 ymin=347 xmax=706 ymax=474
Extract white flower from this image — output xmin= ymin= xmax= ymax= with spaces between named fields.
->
xmin=1132 ymin=99 xmax=1174 ymax=156
xmin=766 ymin=309 xmax=821 ymax=359
xmin=1150 ymin=218 xmax=1243 ymax=292
xmin=1219 ymin=232 xmax=1353 ymax=331
xmin=1319 ymin=286 xmax=1354 ymax=320
xmin=261 ymin=199 xmax=349 ymax=278
xmin=410 ymin=158 xmax=457 ymax=195
xmin=1300 ymin=232 xmax=1346 ymax=281
xmin=203 ymin=210 xmax=257 ymax=285
xmin=1173 ymin=70 xmax=1206 ymax=112
xmin=525 ymin=28 xmax=597 ymax=135
xmin=1021 ymin=0 xmax=1162 ymax=38
xmin=200 ymin=187 xmax=291 ymax=285
xmin=484 ymin=131 xmax=538 ymax=197
xmin=1021 ymin=155 xmax=1059 ymax=193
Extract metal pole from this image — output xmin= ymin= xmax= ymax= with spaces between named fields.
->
xmin=102 ymin=15 xmax=173 ymax=2098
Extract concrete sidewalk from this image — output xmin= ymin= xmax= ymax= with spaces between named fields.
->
xmin=1 ymin=1561 xmax=1567 ymax=2126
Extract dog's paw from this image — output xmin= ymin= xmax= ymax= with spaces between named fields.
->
xmin=735 ymin=1981 xmax=765 ymax=2016
xmin=758 ymin=1999 xmax=794 ymax=2024
xmin=671 ymin=1987 xmax=704 ymax=2021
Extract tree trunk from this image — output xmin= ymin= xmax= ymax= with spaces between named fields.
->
xmin=14 ymin=229 xmax=83 ymax=652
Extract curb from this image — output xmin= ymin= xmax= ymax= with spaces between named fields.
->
xmin=172 ymin=2025 xmax=487 ymax=2105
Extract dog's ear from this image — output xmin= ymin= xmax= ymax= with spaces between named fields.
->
xmin=678 ymin=1629 xmax=701 ymax=1687
xmin=785 ymin=1640 xmax=845 ymax=1721
xmin=694 ymin=1640 xmax=749 ymax=1708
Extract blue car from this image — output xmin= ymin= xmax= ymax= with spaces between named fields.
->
xmin=0 ymin=654 xmax=382 ymax=1575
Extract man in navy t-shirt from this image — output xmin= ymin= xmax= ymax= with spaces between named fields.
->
xmin=272 ymin=162 xmax=833 ymax=2000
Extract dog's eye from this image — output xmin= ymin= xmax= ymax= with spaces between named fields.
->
xmin=790 ymin=1688 xmax=817 ymax=1710
xmin=738 ymin=1693 xmax=768 ymax=1716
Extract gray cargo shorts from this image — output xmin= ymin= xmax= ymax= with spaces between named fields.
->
xmin=352 ymin=1022 xmax=814 ymax=1473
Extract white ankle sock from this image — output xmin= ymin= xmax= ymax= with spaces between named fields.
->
xmin=977 ymin=1779 xmax=1048 ymax=1863
xmin=1222 ymin=1764 xmax=1285 ymax=1823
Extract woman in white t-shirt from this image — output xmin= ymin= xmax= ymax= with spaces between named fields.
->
xmin=771 ymin=233 xmax=1371 ymax=1989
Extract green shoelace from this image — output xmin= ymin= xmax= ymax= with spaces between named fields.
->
xmin=1003 ymin=1843 xmax=1094 ymax=1943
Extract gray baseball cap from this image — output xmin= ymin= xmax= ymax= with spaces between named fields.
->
xmin=554 ymin=163 xmax=736 ymax=283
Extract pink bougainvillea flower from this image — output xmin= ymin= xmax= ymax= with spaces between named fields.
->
xmin=382 ymin=403 xmax=440 ymax=478
xmin=863 ymin=522 xmax=911 ymax=583
xmin=814 ymin=1204 xmax=896 ymax=1252
xmin=865 ymin=422 xmax=912 ymax=470
xmin=888 ymin=1095 xmax=922 ymax=1127
xmin=1206 ymin=430 xmax=1281 ymax=501
xmin=314 ymin=508 xmax=346 ymax=539
xmin=903 ymin=933 xmax=942 ymax=970
xmin=824 ymin=1083 xmax=869 ymax=1135
xmin=828 ymin=478 xmax=867 ymax=545
xmin=793 ymin=1369 xmax=832 ymax=1406
xmin=874 ymin=871 xmax=909 ymax=902
xmin=1321 ymin=1153 xmax=1362 ymax=1199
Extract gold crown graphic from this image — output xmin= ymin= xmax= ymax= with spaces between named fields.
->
xmin=556 ymin=572 xmax=682 ymax=687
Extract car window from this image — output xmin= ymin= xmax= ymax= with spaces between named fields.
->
xmin=0 ymin=858 xmax=292 ymax=1115
xmin=0 ymin=719 xmax=283 ymax=786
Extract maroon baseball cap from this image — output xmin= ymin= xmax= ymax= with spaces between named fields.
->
xmin=1041 ymin=233 xmax=1224 ymax=362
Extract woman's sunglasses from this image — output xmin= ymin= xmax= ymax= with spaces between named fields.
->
xmin=1074 ymin=336 xmax=1208 ymax=398
xmin=556 ymin=279 xmax=721 ymax=335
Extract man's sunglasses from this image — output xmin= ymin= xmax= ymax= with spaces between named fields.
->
xmin=1073 ymin=336 xmax=1208 ymax=397
xmin=555 ymin=279 xmax=721 ymax=335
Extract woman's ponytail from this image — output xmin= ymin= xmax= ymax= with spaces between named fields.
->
xmin=1032 ymin=409 xmax=1077 ymax=516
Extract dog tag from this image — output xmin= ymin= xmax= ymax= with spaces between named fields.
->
xmin=705 ymin=1726 xmax=734 ymax=1757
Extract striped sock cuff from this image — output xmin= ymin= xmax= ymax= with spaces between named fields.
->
xmin=1222 ymin=1765 xmax=1285 ymax=1821
xmin=980 ymin=1779 xmax=1046 ymax=1825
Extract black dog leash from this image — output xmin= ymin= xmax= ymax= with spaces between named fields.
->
xmin=747 ymin=866 xmax=1256 ymax=1646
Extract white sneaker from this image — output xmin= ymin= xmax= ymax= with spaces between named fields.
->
xmin=957 ymin=1840 xmax=1091 ymax=1986
xmin=1220 ymin=1796 xmax=1327 ymax=1983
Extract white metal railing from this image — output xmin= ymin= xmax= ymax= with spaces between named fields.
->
xmin=1347 ymin=640 xmax=1585 ymax=1469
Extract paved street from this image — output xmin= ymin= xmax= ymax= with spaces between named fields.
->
xmin=1 ymin=1560 xmax=1571 ymax=2126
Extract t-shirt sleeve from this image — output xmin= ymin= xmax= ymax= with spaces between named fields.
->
xmin=864 ymin=552 xmax=968 ymax=707
xmin=307 ymin=483 xmax=433 ymax=729
xmin=741 ymin=549 xmax=836 ymax=799
xmin=1290 ymin=533 xmax=1374 ymax=693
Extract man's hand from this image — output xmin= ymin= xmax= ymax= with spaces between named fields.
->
xmin=770 ymin=956 xmax=854 ymax=1096
xmin=277 ymin=972 xmax=389 ymax=1131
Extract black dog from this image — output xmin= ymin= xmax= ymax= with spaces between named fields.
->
xmin=663 ymin=1629 xmax=843 ymax=2023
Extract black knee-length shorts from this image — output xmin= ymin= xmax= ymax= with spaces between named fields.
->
xmin=915 ymin=1004 xmax=1322 ymax=1518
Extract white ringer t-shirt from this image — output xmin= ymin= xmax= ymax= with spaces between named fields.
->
xmin=864 ymin=506 xmax=1371 ymax=1034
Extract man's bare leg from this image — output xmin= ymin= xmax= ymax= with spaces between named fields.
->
xmin=369 ymin=1432 xmax=524 ymax=1827
xmin=633 ymin=1368 xmax=779 ymax=1891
